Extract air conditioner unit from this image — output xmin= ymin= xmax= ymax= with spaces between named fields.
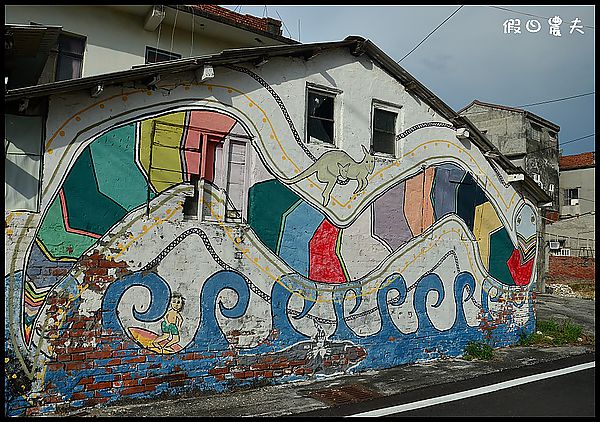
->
xmin=570 ymin=198 xmax=580 ymax=206
xmin=144 ymin=5 xmax=166 ymax=31
xmin=549 ymin=241 xmax=560 ymax=250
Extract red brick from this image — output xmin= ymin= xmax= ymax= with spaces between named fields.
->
xmin=208 ymin=367 xmax=228 ymax=375
xmin=85 ymin=381 xmax=112 ymax=391
xmin=86 ymin=351 xmax=112 ymax=359
xmin=122 ymin=386 xmax=147 ymax=395
xmin=122 ymin=356 xmax=146 ymax=364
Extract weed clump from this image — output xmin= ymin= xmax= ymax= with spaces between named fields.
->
xmin=518 ymin=319 xmax=584 ymax=346
xmin=462 ymin=341 xmax=494 ymax=361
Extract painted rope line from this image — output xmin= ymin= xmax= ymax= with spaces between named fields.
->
xmin=396 ymin=122 xmax=454 ymax=140
xmin=226 ymin=64 xmax=317 ymax=162
xmin=138 ymin=227 xmax=271 ymax=303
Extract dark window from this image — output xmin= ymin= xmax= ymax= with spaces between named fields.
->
xmin=55 ymin=33 xmax=86 ymax=81
xmin=307 ymin=90 xmax=335 ymax=144
xmin=145 ymin=46 xmax=181 ymax=64
xmin=563 ymin=188 xmax=579 ymax=205
xmin=372 ymin=108 xmax=397 ymax=155
xmin=530 ymin=122 xmax=542 ymax=142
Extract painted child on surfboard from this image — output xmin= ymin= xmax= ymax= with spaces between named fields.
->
xmin=150 ymin=292 xmax=185 ymax=352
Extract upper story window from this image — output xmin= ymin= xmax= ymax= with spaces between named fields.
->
xmin=563 ymin=188 xmax=580 ymax=206
xmin=145 ymin=46 xmax=181 ymax=64
xmin=306 ymin=88 xmax=336 ymax=145
xmin=530 ymin=122 xmax=542 ymax=142
xmin=55 ymin=32 xmax=86 ymax=81
xmin=372 ymin=108 xmax=398 ymax=156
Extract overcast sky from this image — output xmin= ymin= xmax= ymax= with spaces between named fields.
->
xmin=223 ymin=5 xmax=595 ymax=156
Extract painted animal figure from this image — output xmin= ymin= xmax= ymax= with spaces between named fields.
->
xmin=285 ymin=145 xmax=375 ymax=206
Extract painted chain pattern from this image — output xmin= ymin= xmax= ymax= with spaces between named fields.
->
xmin=225 ymin=64 xmax=317 ymax=162
xmin=139 ymin=227 xmax=271 ymax=303
xmin=396 ymin=121 xmax=454 ymax=140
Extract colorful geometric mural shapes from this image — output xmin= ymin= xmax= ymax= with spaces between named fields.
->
xmin=403 ymin=167 xmax=436 ymax=236
xmin=488 ymin=227 xmax=516 ymax=286
xmin=472 ymin=201 xmax=504 ymax=270
xmin=277 ymin=201 xmax=324 ymax=277
xmin=507 ymin=249 xmax=534 ymax=286
xmin=432 ymin=163 xmax=465 ymax=219
xmin=372 ymin=181 xmax=412 ymax=251
xmin=183 ymin=111 xmax=237 ymax=182
xmin=23 ymin=280 xmax=52 ymax=345
xmin=308 ymin=219 xmax=348 ymax=283
xmin=36 ymin=195 xmax=98 ymax=261
xmin=62 ymin=148 xmax=128 ymax=236
xmin=139 ymin=112 xmax=186 ymax=193
xmin=515 ymin=205 xmax=537 ymax=262
xmin=456 ymin=171 xmax=488 ymax=232
xmin=89 ymin=123 xmax=154 ymax=211
xmin=247 ymin=179 xmax=302 ymax=254
xmin=25 ymin=242 xmax=75 ymax=289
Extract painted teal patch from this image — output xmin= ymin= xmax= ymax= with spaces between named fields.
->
xmin=247 ymin=179 xmax=302 ymax=253
xmin=90 ymin=124 xmax=154 ymax=210
xmin=62 ymin=148 xmax=128 ymax=236
xmin=36 ymin=195 xmax=97 ymax=260
xmin=488 ymin=227 xmax=515 ymax=286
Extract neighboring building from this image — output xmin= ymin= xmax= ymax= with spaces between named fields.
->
xmin=458 ymin=100 xmax=561 ymax=293
xmin=547 ymin=152 xmax=595 ymax=259
xmin=5 ymin=5 xmax=296 ymax=88
xmin=458 ymin=100 xmax=560 ymax=211
xmin=5 ymin=36 xmax=551 ymax=416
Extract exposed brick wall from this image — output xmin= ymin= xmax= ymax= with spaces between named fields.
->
xmin=547 ymin=255 xmax=595 ymax=282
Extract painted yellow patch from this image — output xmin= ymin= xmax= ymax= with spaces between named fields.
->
xmin=139 ymin=112 xmax=186 ymax=193
xmin=473 ymin=201 xmax=503 ymax=269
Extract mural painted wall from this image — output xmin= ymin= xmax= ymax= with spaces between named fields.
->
xmin=5 ymin=49 xmax=539 ymax=416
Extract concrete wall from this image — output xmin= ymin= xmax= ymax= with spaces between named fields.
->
xmin=461 ymin=105 xmax=559 ymax=211
xmin=5 ymin=49 xmax=540 ymax=416
xmin=559 ymin=166 xmax=595 ymax=216
xmin=4 ymin=5 xmax=276 ymax=78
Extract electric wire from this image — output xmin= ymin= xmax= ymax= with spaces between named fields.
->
xmin=398 ymin=5 xmax=464 ymax=63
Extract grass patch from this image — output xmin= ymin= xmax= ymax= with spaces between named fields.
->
xmin=518 ymin=319 xmax=584 ymax=346
xmin=462 ymin=341 xmax=494 ymax=361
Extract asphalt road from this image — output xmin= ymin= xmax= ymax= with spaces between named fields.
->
xmin=296 ymin=354 xmax=595 ymax=417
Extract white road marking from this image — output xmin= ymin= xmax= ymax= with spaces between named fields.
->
xmin=348 ymin=361 xmax=595 ymax=417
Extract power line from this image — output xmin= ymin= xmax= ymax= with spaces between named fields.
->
xmin=398 ymin=5 xmax=464 ymax=63
xmin=489 ymin=6 xmax=594 ymax=29
xmin=516 ymin=92 xmax=595 ymax=108
xmin=275 ymin=9 xmax=293 ymax=39
xmin=527 ymin=133 xmax=594 ymax=155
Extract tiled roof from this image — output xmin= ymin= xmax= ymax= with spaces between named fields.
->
xmin=559 ymin=152 xmax=595 ymax=170
xmin=191 ymin=5 xmax=284 ymax=37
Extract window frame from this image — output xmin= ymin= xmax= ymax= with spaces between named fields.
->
xmin=145 ymin=46 xmax=182 ymax=64
xmin=370 ymin=100 xmax=402 ymax=158
xmin=55 ymin=31 xmax=86 ymax=82
xmin=305 ymin=82 xmax=341 ymax=147
xmin=5 ymin=113 xmax=46 ymax=212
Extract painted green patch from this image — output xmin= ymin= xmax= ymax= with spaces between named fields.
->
xmin=36 ymin=195 xmax=97 ymax=260
xmin=90 ymin=123 xmax=154 ymax=210
xmin=488 ymin=227 xmax=515 ymax=285
xmin=62 ymin=148 xmax=128 ymax=236
xmin=247 ymin=179 xmax=302 ymax=253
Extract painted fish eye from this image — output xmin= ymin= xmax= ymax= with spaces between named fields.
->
xmin=517 ymin=216 xmax=521 ymax=225
xmin=531 ymin=215 xmax=535 ymax=223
